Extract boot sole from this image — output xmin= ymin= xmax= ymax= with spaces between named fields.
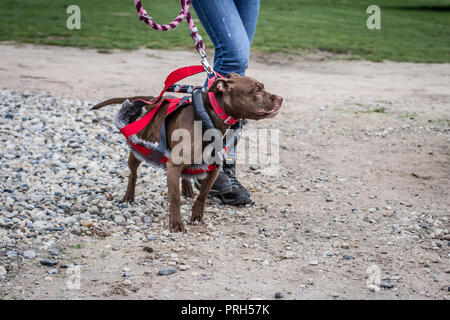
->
xmin=213 ymin=195 xmax=253 ymax=206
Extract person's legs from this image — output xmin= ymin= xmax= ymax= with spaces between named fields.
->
xmin=192 ymin=0 xmax=251 ymax=77
xmin=234 ymin=0 xmax=260 ymax=48
xmin=223 ymin=0 xmax=260 ymax=161
xmin=192 ymin=0 xmax=260 ymax=205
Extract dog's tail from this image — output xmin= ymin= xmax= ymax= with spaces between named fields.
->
xmin=90 ymin=96 xmax=155 ymax=110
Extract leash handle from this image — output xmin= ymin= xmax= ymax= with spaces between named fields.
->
xmin=134 ymin=0 xmax=205 ymax=52
xmin=134 ymin=0 xmax=209 ymax=72
xmin=134 ymin=0 xmax=190 ymax=31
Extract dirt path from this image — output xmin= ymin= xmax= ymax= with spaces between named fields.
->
xmin=0 ymin=43 xmax=449 ymax=300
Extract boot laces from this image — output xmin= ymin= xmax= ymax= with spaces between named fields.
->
xmin=223 ymin=163 xmax=243 ymax=189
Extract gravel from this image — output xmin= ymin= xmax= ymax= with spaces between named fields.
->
xmin=40 ymin=259 xmax=58 ymax=267
xmin=380 ymin=282 xmax=395 ymax=289
xmin=274 ymin=292 xmax=284 ymax=299
xmin=5 ymin=251 xmax=18 ymax=258
xmin=0 ymin=88 xmax=168 ymax=249
xmin=47 ymin=248 xmax=60 ymax=256
xmin=158 ymin=268 xmax=176 ymax=276
xmin=179 ymin=265 xmax=191 ymax=271
xmin=309 ymin=260 xmax=319 ymax=266
xmin=23 ymin=250 xmax=37 ymax=260
xmin=0 ymin=88 xmax=448 ymax=299
xmin=47 ymin=268 xmax=59 ymax=275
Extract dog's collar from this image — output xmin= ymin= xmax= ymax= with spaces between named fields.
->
xmin=207 ymin=76 xmax=240 ymax=126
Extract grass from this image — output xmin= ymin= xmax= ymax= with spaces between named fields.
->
xmin=0 ymin=0 xmax=449 ymax=62
xmin=69 ymin=243 xmax=85 ymax=249
xmin=435 ymin=118 xmax=450 ymax=125
xmin=362 ymin=107 xmax=387 ymax=114
xmin=404 ymin=112 xmax=418 ymax=119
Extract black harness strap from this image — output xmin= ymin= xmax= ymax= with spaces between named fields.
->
xmin=192 ymin=89 xmax=242 ymax=160
xmin=192 ymin=88 xmax=215 ymax=134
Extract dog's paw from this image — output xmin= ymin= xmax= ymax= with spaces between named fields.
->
xmin=170 ymin=219 xmax=186 ymax=233
xmin=188 ymin=214 xmax=203 ymax=225
xmin=189 ymin=203 xmax=204 ymax=225
xmin=122 ymin=192 xmax=135 ymax=203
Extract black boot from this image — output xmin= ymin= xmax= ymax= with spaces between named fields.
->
xmin=193 ymin=167 xmax=232 ymax=195
xmin=193 ymin=163 xmax=252 ymax=205
xmin=215 ymin=162 xmax=252 ymax=206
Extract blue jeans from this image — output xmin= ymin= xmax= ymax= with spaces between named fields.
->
xmin=192 ymin=0 xmax=260 ymax=160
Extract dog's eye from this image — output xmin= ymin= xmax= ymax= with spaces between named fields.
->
xmin=253 ymin=87 xmax=262 ymax=94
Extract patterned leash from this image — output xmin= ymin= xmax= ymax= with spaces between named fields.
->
xmin=134 ymin=0 xmax=215 ymax=75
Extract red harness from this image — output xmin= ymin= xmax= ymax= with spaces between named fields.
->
xmin=118 ymin=66 xmax=239 ymax=177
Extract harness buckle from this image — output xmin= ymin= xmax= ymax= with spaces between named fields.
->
xmin=224 ymin=116 xmax=236 ymax=125
xmin=201 ymin=58 xmax=214 ymax=74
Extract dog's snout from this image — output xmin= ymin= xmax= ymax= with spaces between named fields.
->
xmin=271 ymin=95 xmax=283 ymax=107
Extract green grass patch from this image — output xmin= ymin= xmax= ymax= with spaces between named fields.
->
xmin=362 ymin=107 xmax=388 ymax=114
xmin=69 ymin=243 xmax=85 ymax=249
xmin=0 ymin=0 xmax=449 ymax=62
xmin=404 ymin=112 xmax=418 ymax=119
xmin=434 ymin=118 xmax=450 ymax=125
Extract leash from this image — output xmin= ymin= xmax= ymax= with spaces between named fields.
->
xmin=134 ymin=0 xmax=214 ymax=75
xmin=132 ymin=1 xmax=239 ymax=126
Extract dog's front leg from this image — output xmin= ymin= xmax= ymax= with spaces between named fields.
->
xmin=190 ymin=168 xmax=219 ymax=225
xmin=166 ymin=161 xmax=185 ymax=232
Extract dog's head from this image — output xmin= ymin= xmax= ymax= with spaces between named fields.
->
xmin=208 ymin=73 xmax=283 ymax=120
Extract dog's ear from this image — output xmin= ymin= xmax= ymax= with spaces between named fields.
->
xmin=226 ymin=72 xmax=240 ymax=79
xmin=208 ymin=78 xmax=234 ymax=94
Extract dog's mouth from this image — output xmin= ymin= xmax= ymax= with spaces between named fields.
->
xmin=256 ymin=105 xmax=281 ymax=118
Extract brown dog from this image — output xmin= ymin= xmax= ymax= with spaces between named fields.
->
xmin=92 ymin=73 xmax=282 ymax=232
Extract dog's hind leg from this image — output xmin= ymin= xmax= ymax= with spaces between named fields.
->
xmin=166 ymin=161 xmax=185 ymax=232
xmin=189 ymin=169 xmax=219 ymax=225
xmin=122 ymin=151 xmax=141 ymax=203
xmin=181 ymin=179 xmax=194 ymax=198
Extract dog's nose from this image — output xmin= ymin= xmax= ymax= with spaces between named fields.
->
xmin=272 ymin=95 xmax=283 ymax=105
